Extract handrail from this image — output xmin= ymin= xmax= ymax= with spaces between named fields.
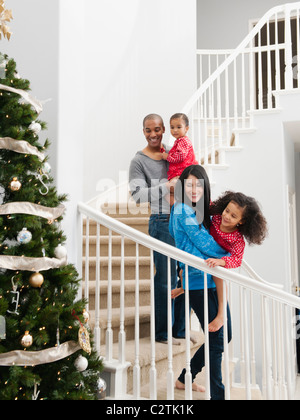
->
xmin=78 ymin=202 xmax=300 ymax=309
xmin=183 ymin=2 xmax=300 ymax=114
xmin=241 ymin=260 xmax=284 ymax=290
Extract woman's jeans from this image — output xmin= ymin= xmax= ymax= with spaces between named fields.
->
xmin=149 ymin=214 xmax=178 ymax=342
xmin=178 ymin=289 xmax=232 ymax=400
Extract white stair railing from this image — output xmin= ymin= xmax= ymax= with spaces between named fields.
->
xmin=77 ymin=202 xmax=300 ymax=400
xmin=184 ymin=3 xmax=300 ymax=167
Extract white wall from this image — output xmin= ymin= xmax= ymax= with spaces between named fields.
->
xmin=84 ymin=0 xmax=197 ymax=202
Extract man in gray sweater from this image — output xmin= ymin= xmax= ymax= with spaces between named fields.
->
xmin=129 ymin=114 xmax=182 ymax=344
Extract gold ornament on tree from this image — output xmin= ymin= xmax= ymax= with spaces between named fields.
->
xmin=9 ymin=177 xmax=21 ymax=191
xmin=21 ymin=331 xmax=33 ymax=348
xmin=29 ymin=272 xmax=44 ymax=288
xmin=0 ymin=0 xmax=12 ymax=41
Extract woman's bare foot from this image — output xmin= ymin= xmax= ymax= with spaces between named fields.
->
xmin=208 ymin=315 xmax=224 ymax=333
xmin=175 ymin=379 xmax=205 ymax=393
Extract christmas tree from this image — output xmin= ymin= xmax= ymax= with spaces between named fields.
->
xmin=0 ymin=54 xmax=103 ymax=400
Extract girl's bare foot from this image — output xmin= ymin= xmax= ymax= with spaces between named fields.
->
xmin=175 ymin=379 xmax=205 ymax=393
xmin=171 ymin=287 xmax=184 ymax=299
xmin=208 ymin=315 xmax=224 ymax=333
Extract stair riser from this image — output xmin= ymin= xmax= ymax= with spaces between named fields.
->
xmin=86 ymin=289 xmax=151 ymax=310
xmin=83 ymin=242 xmax=150 ymax=257
xmin=90 ymin=319 xmax=151 ymax=344
xmin=82 ymin=264 xmax=151 ymax=281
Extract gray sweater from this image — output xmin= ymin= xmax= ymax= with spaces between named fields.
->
xmin=129 ymin=151 xmax=170 ymax=214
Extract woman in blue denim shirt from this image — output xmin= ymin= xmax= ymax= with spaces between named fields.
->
xmin=169 ymin=165 xmax=232 ymax=400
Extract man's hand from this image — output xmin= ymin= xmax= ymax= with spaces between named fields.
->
xmin=166 ymin=176 xmax=179 ymax=191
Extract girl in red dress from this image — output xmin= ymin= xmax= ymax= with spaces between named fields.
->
xmin=172 ymin=191 xmax=268 ymax=333
xmin=161 ymin=113 xmax=198 ymax=180
xmin=206 ymin=191 xmax=268 ymax=332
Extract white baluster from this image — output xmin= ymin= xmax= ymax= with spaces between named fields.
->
xmin=249 ymin=291 xmax=257 ymax=387
xmin=243 ymin=288 xmax=252 ymax=400
xmin=76 ymin=210 xmax=83 ymax=301
xmin=285 ymin=5 xmax=293 ymax=90
xmin=249 ymin=41 xmax=255 ymax=119
xmin=258 ymin=30 xmax=263 ymax=109
xmin=204 ymin=273 xmax=211 ymax=400
xmin=203 ymin=91 xmax=208 ymax=165
xmin=149 ymin=250 xmax=157 ymax=400
xmin=233 ymin=58 xmax=238 ymax=128
xmin=184 ymin=265 xmax=193 ymax=400
xmin=119 ymin=235 xmax=126 ymax=364
xmin=272 ymin=300 xmax=279 ymax=400
xmin=241 ymin=52 xmax=246 ymax=127
xmin=267 ymin=21 xmax=272 ymax=109
xmin=133 ymin=243 xmax=141 ymax=399
xmin=106 ymin=229 xmax=113 ymax=363
xmin=239 ymin=286 xmax=246 ymax=386
xmin=225 ymin=62 xmax=230 ymax=146
xmin=167 ymin=257 xmax=174 ymax=400
xmin=94 ymin=223 xmax=101 ymax=356
xmin=223 ymin=279 xmax=230 ymax=400
xmin=85 ymin=217 xmax=90 ymax=305
xmin=275 ymin=13 xmax=281 ymax=93
xmin=263 ymin=296 xmax=273 ymax=400
xmin=284 ymin=304 xmax=294 ymax=400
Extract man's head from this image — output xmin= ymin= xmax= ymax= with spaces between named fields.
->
xmin=143 ymin=114 xmax=165 ymax=150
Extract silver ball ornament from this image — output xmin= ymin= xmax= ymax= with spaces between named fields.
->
xmin=74 ymin=355 xmax=88 ymax=372
xmin=96 ymin=377 xmax=107 ymax=400
xmin=29 ymin=121 xmax=42 ymax=135
xmin=17 ymin=228 xmax=32 ymax=245
xmin=54 ymin=244 xmax=67 ymax=259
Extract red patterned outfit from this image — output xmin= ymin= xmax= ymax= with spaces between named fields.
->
xmin=210 ymin=214 xmax=245 ymax=268
xmin=166 ymin=136 xmax=198 ymax=180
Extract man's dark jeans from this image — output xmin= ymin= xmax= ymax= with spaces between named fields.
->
xmin=149 ymin=214 xmax=179 ymax=342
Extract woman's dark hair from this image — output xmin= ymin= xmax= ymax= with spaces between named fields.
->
xmin=210 ymin=191 xmax=268 ymax=245
xmin=174 ymin=165 xmax=211 ymax=229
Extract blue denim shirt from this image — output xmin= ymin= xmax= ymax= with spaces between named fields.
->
xmin=169 ymin=203 xmax=229 ymax=290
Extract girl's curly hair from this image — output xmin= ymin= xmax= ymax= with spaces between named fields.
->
xmin=210 ymin=191 xmax=268 ymax=245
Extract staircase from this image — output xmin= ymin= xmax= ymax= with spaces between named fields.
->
xmin=82 ymin=201 xmax=264 ymax=400
xmin=82 ymin=202 xmax=206 ymax=396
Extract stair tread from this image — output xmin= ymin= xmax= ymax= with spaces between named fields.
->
xmin=102 ymin=333 xmax=205 ymax=366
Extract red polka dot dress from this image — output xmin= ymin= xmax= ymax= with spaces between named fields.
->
xmin=210 ymin=214 xmax=245 ymax=268
xmin=167 ymin=136 xmax=198 ymax=180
